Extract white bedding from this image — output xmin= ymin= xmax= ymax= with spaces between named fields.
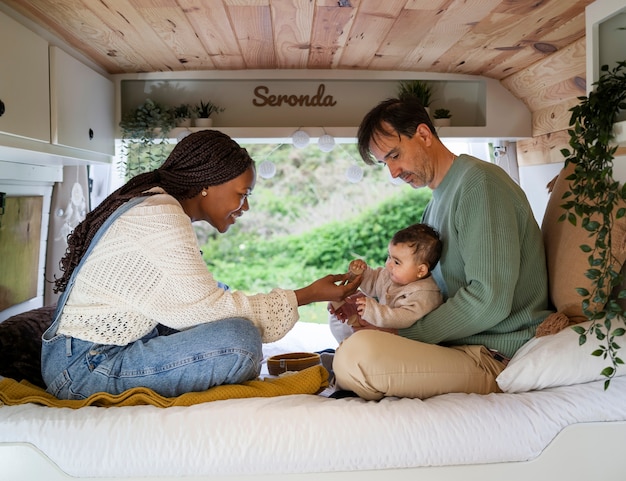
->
xmin=2 ymin=322 xmax=626 ymax=479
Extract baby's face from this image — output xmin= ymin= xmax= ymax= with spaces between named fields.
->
xmin=385 ymin=242 xmax=424 ymax=285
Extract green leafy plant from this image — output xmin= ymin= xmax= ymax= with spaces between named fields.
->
xmin=118 ymin=98 xmax=175 ymax=180
xmin=194 ymin=100 xmax=225 ymax=118
xmin=433 ymin=108 xmax=451 ymax=119
xmin=172 ymin=103 xmax=193 ymax=120
xmin=559 ymin=60 xmax=626 ymax=389
xmin=397 ymin=80 xmax=433 ymax=108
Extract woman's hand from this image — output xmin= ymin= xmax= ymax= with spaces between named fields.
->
xmin=295 ymin=273 xmax=362 ymax=306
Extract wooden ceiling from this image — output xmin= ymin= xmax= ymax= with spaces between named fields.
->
xmin=1 ymin=0 xmax=596 ymax=138
xmin=3 ymin=0 xmax=591 ymax=77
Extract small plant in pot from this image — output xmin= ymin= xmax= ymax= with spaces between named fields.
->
xmin=172 ymin=103 xmax=193 ymax=127
xmin=397 ymin=80 xmax=433 ymax=114
xmin=118 ymin=98 xmax=175 ymax=180
xmin=193 ymin=100 xmax=225 ymax=127
xmin=433 ymin=108 xmax=452 ymax=127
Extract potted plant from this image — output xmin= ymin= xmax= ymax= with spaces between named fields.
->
xmin=171 ymin=103 xmax=193 ymax=127
xmin=118 ymin=98 xmax=175 ymax=180
xmin=559 ymin=60 xmax=626 ymax=388
xmin=433 ymin=108 xmax=452 ymax=127
xmin=193 ymin=100 xmax=225 ymax=127
xmin=397 ymin=80 xmax=433 ymax=114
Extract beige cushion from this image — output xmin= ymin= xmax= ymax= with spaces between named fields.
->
xmin=541 ymin=163 xmax=626 ymax=323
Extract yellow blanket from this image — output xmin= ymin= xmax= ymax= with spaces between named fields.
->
xmin=0 ymin=365 xmax=328 ymax=408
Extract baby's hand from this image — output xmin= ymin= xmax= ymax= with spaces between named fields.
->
xmin=348 ymin=259 xmax=367 ymax=277
xmin=333 ymin=292 xmax=366 ymax=325
xmin=354 ymin=296 xmax=367 ymax=316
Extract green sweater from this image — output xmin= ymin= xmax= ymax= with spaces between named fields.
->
xmin=399 ymin=154 xmax=552 ymax=357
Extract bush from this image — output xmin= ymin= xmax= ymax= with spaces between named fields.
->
xmin=202 ymin=187 xmax=432 ymax=293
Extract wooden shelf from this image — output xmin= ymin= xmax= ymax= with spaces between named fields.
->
xmin=117 ymin=71 xmax=532 ymax=142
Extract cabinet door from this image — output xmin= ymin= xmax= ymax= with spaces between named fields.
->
xmin=50 ymin=47 xmax=115 ymax=155
xmin=0 ymin=11 xmax=50 ymax=142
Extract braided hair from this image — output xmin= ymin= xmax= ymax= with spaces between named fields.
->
xmin=54 ymin=130 xmax=253 ymax=293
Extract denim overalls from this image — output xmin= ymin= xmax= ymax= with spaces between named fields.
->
xmin=42 ymin=197 xmax=262 ymax=400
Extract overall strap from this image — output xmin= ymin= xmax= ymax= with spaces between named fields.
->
xmin=45 ymin=196 xmax=150 ymax=339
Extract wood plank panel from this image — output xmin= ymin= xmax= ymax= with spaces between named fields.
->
xmin=502 ymin=37 xmax=586 ymax=111
xmin=308 ymin=0 xmax=359 ymax=69
xmin=2 ymin=0 xmax=593 ymax=82
xmin=485 ymin=10 xmax=588 ymax=79
xmin=226 ymin=3 xmax=276 ymax=69
xmin=86 ymin=0 xmax=185 ymax=72
xmin=370 ymin=8 xmax=441 ymax=71
xmin=397 ymin=0 xmax=502 ymax=72
xmin=129 ymin=0 xmax=215 ymax=70
xmin=516 ymin=130 xmax=570 ymax=167
xmin=271 ymin=0 xmax=314 ymax=69
xmin=436 ymin=1 xmax=589 ymax=77
xmin=0 ymin=196 xmax=43 ymax=311
xmin=338 ymin=0 xmax=405 ymax=69
xmin=3 ymin=0 xmax=152 ymax=73
xmin=532 ymin=97 xmax=580 ymax=137
xmin=433 ymin=11 xmax=521 ymax=75
xmin=178 ymin=0 xmax=245 ymax=70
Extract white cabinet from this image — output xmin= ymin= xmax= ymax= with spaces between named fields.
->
xmin=586 ymin=0 xmax=626 ymax=149
xmin=586 ymin=0 xmax=626 ymax=89
xmin=50 ymin=47 xmax=115 ymax=156
xmin=0 ymin=10 xmax=50 ymax=142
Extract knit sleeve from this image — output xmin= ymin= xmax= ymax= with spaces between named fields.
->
xmin=362 ymin=293 xmax=441 ymax=329
xmin=140 ymin=217 xmax=299 ymax=343
xmin=58 ymin=195 xmax=301 ymax=345
xmin=358 ymin=266 xmax=384 ymax=297
xmin=400 ymin=170 xmax=523 ymax=343
xmin=362 ymin=277 xmax=443 ymax=329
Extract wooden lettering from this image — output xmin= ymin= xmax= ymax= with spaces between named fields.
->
xmin=253 ymin=83 xmax=337 ymax=107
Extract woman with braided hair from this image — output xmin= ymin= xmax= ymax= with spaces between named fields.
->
xmin=41 ymin=130 xmax=361 ymax=400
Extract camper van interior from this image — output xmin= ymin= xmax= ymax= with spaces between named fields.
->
xmin=1 ymin=1 xmax=626 ymax=480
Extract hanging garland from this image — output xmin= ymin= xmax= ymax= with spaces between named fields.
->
xmin=560 ymin=60 xmax=626 ymax=389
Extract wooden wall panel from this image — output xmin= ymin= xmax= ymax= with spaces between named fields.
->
xmin=531 ymin=97 xmax=579 ymax=137
xmin=516 ymin=130 xmax=570 ymax=167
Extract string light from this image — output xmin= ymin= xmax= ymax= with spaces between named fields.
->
xmin=257 ymin=142 xmax=285 ymax=180
xmin=258 ymin=160 xmax=276 ymax=179
xmin=318 ymin=133 xmax=336 ymax=152
xmin=345 ymin=164 xmax=363 ymax=183
xmin=292 ymin=129 xmax=310 ymax=148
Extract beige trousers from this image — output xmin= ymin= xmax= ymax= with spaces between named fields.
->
xmin=333 ymin=330 xmax=506 ymax=400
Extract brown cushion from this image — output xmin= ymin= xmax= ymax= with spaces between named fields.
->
xmin=541 ymin=163 xmax=626 ymax=323
xmin=0 ymin=305 xmax=55 ymax=388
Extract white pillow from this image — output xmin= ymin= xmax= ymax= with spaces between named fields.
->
xmin=496 ymin=320 xmax=624 ymax=393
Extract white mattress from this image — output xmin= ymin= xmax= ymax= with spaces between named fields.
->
xmin=2 ymin=322 xmax=626 ymax=478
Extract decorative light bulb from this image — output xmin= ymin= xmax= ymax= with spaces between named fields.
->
xmin=292 ymin=130 xmax=310 ymax=148
xmin=258 ymin=160 xmax=276 ymax=179
xmin=345 ymin=164 xmax=363 ymax=183
xmin=318 ymin=134 xmax=336 ymax=152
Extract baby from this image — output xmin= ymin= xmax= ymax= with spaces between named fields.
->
xmin=331 ymin=223 xmax=443 ymax=330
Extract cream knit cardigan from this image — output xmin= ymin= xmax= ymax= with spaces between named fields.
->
xmin=57 ymin=193 xmax=299 ymax=345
